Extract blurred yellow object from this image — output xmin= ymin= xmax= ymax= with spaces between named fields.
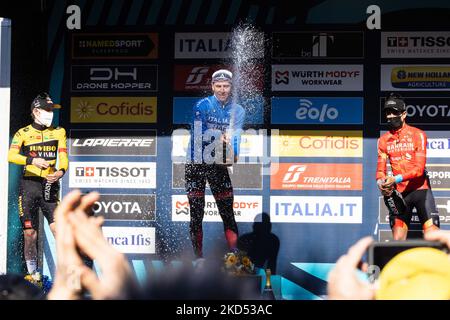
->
xmin=376 ymin=247 xmax=450 ymax=300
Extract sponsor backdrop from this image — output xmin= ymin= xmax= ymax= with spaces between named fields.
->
xmin=14 ymin=1 xmax=448 ymax=299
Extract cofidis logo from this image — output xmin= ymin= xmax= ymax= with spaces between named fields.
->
xmin=271 ymin=130 xmax=363 ymax=157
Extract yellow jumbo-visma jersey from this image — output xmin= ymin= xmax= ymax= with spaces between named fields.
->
xmin=8 ymin=124 xmax=69 ymax=178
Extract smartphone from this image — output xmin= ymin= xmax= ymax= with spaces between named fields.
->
xmin=367 ymin=240 xmax=448 ymax=273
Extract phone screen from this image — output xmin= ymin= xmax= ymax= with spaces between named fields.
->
xmin=368 ymin=240 xmax=448 ymax=272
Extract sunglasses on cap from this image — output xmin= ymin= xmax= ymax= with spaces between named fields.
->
xmin=384 ymin=109 xmax=404 ymax=116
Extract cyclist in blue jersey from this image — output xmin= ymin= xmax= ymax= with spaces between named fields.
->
xmin=185 ymin=69 xmax=246 ymax=262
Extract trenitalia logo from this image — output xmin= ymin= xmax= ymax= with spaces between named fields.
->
xmin=381 ymin=65 xmax=450 ymax=91
xmin=69 ymin=162 xmax=156 ymax=189
xmin=173 ymin=64 xmax=264 ymax=92
xmin=171 ymin=195 xmax=262 ymax=222
xmin=271 ymin=130 xmax=363 ymax=157
xmin=270 ymin=196 xmax=362 ymax=223
xmin=270 ymin=163 xmax=363 ymax=190
xmin=102 ymin=226 xmax=155 ymax=254
xmin=70 ymin=97 xmax=157 ymax=123
xmin=378 ymin=196 xmax=450 ymax=225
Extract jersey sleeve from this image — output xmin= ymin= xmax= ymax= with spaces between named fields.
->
xmin=376 ymin=137 xmax=388 ymax=181
xmin=7 ymin=130 xmax=28 ymax=165
xmin=57 ymin=128 xmax=69 ymax=172
xmin=401 ymin=129 xmax=427 ymax=181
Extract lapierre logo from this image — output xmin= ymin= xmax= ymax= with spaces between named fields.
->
xmin=382 ymin=32 xmax=450 ymax=58
xmin=93 ymin=194 xmax=156 ymax=221
xmin=70 ymin=129 xmax=156 ymax=156
xmin=69 ymin=162 xmax=156 ymax=189
xmin=172 ymin=195 xmax=262 ymax=222
xmin=270 ymin=196 xmax=362 ymax=223
xmin=272 ymin=32 xmax=363 ymax=59
xmin=380 ymin=97 xmax=450 ymax=125
xmin=71 ymin=65 xmax=158 ymax=92
xmin=102 ymin=227 xmax=155 ymax=254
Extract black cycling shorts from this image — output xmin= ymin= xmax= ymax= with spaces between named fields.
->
xmin=387 ymin=188 xmax=439 ymax=229
xmin=18 ymin=177 xmax=60 ymax=230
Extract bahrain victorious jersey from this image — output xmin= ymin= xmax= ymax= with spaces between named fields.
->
xmin=376 ymin=124 xmax=429 ymax=193
xmin=8 ymin=123 xmax=68 ymax=178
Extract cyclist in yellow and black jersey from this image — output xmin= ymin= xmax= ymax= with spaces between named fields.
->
xmin=7 ymin=92 xmax=68 ymax=282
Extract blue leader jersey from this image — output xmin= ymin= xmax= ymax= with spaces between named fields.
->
xmin=188 ymin=95 xmax=245 ymax=163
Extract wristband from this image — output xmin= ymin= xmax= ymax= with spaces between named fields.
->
xmin=394 ymin=174 xmax=403 ymax=184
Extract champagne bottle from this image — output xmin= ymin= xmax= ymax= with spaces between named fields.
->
xmin=383 ymin=189 xmax=406 ymax=216
xmin=261 ymin=269 xmax=276 ymax=300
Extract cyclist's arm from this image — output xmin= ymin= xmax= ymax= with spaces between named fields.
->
xmin=57 ymin=128 xmax=69 ymax=174
xmin=7 ymin=130 xmax=29 ymax=165
xmin=376 ymin=137 xmax=387 ymax=182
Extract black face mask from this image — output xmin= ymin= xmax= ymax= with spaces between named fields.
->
xmin=387 ymin=116 xmax=403 ymax=130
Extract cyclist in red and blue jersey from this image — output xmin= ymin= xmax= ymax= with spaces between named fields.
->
xmin=185 ymin=69 xmax=246 ymax=261
xmin=376 ymin=93 xmax=440 ymax=240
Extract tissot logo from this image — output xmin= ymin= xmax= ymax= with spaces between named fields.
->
xmin=70 ymin=129 xmax=157 ymax=156
xmin=69 ymin=162 xmax=156 ymax=189
xmin=71 ymin=65 xmax=158 ymax=92
xmin=272 ymin=32 xmax=364 ymax=59
xmin=93 ymin=194 xmax=155 ymax=221
xmin=382 ymin=32 xmax=450 ymax=58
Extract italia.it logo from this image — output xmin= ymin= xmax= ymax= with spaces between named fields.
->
xmin=282 ymin=165 xmax=306 ymax=183
xmin=75 ymin=100 xmax=94 ymax=119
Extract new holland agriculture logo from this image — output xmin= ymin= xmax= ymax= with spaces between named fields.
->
xmin=391 ymin=66 xmax=450 ymax=89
